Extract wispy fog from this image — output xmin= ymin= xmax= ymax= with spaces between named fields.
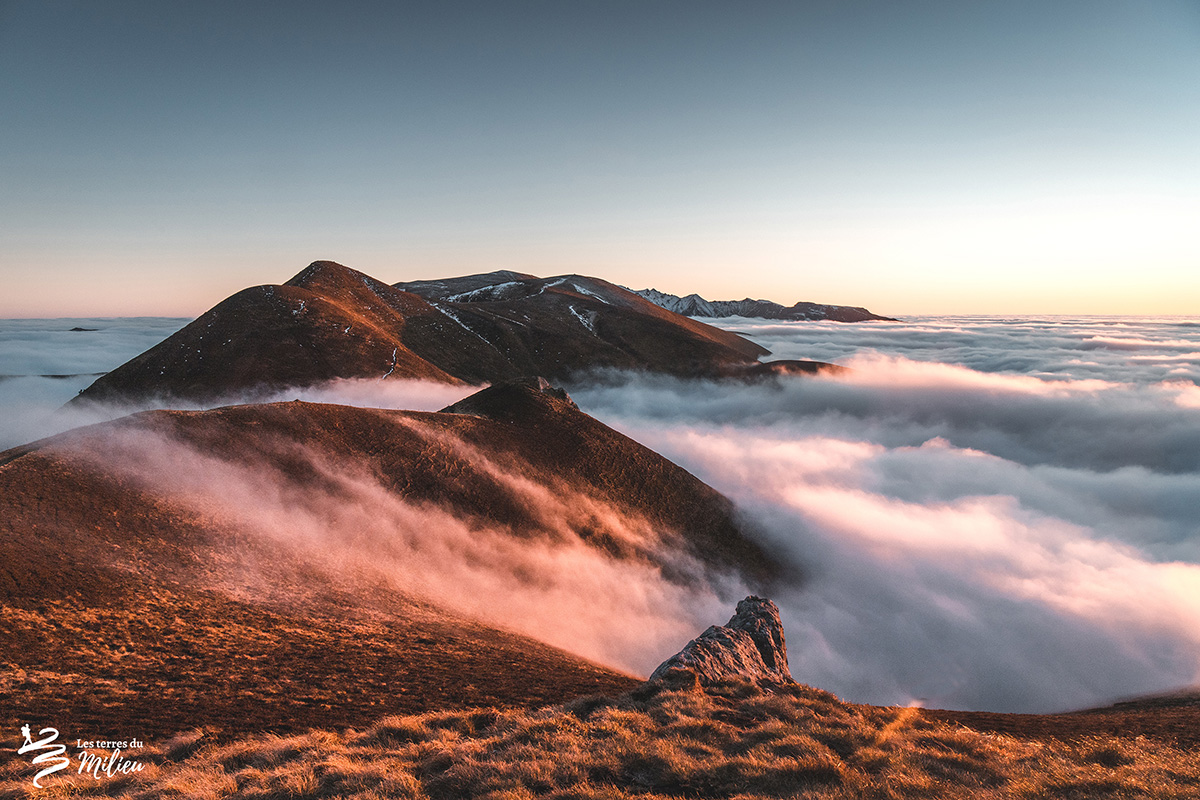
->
xmin=0 ymin=318 xmax=475 ymax=449
xmin=56 ymin=413 xmax=731 ymax=676
xmin=4 ymin=314 xmax=1198 ymax=713
xmin=572 ymin=315 xmax=1200 ymax=711
xmin=0 ymin=318 xmax=188 ymax=449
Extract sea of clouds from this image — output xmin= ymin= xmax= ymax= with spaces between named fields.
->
xmin=2 ymin=314 xmax=1198 ymax=713
xmin=571 ymin=316 xmax=1200 ymax=712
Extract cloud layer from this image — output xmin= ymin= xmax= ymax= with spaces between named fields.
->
xmin=571 ymin=315 xmax=1200 ymax=711
xmin=722 ymin=314 xmax=1200 ymax=385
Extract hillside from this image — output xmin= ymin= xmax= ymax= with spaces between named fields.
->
xmin=72 ymin=262 xmax=464 ymax=405
xmin=392 ymin=271 xmax=771 ymax=383
xmin=1 ymin=381 xmax=776 ymax=738
xmin=5 ymin=599 xmax=1196 ymax=798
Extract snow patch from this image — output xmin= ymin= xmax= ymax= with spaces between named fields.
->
xmin=432 ymin=304 xmax=496 ymax=348
xmin=568 ymin=305 xmax=596 ymax=334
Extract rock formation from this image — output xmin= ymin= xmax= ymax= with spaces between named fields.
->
xmin=649 ymin=596 xmax=794 ymax=689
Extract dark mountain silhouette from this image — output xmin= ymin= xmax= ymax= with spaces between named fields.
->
xmin=392 ymin=270 xmax=771 ymax=383
xmin=1 ymin=380 xmax=777 ymax=737
xmin=72 ymin=262 xmax=778 ymax=405
xmin=634 ymin=287 xmax=897 ymax=322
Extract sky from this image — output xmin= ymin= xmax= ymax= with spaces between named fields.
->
xmin=2 ymin=0 xmax=1199 ymax=317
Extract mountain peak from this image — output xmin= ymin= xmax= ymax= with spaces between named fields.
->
xmin=74 ymin=262 xmax=778 ymax=405
xmin=439 ymin=376 xmax=578 ymax=422
xmin=283 ymin=260 xmax=400 ymax=299
xmin=285 ymin=259 xmax=358 ymax=283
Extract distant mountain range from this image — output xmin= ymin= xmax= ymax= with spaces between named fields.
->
xmin=632 ymin=288 xmax=896 ymax=322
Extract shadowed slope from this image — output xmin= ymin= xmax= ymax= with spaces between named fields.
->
xmin=101 ymin=380 xmax=778 ymax=586
xmin=395 ymin=271 xmax=770 ymax=383
xmin=432 ymin=378 xmax=779 ymax=584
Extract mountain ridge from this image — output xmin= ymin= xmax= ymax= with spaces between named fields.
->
xmin=71 ymin=262 xmax=781 ymax=405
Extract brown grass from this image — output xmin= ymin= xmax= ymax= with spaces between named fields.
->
xmin=0 ymin=588 xmax=638 ymax=742
xmin=4 ymin=681 xmax=1197 ymax=800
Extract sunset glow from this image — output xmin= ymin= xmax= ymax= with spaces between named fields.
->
xmin=2 ymin=1 xmax=1198 ymax=317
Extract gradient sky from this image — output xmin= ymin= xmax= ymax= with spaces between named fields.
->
xmin=2 ymin=0 xmax=1198 ymax=317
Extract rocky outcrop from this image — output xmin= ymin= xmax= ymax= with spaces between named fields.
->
xmin=649 ymin=596 xmax=793 ymax=689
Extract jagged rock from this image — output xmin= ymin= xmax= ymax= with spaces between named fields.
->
xmin=649 ymin=596 xmax=793 ymax=689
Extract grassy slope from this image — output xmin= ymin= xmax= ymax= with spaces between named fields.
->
xmin=3 ymin=681 xmax=1197 ymax=799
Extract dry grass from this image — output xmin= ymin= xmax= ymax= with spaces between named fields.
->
xmin=4 ymin=681 xmax=1197 ymax=800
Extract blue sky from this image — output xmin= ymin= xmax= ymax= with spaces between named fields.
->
xmin=2 ymin=1 xmax=1198 ymax=316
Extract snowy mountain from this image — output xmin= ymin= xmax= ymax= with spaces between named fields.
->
xmin=632 ymin=288 xmax=896 ymax=322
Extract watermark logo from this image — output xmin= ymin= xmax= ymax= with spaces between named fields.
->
xmin=16 ymin=724 xmax=145 ymax=788
xmin=17 ymin=725 xmax=69 ymax=788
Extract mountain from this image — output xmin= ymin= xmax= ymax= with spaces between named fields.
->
xmin=72 ymin=261 xmax=464 ymax=405
xmin=390 ymin=270 xmax=770 ymax=383
xmin=1 ymin=380 xmax=777 ymax=737
xmin=633 ymin=287 xmax=897 ymax=322
xmin=393 ymin=270 xmax=853 ymax=381
xmin=72 ymin=262 xmax=773 ymax=405
xmin=393 ymin=268 xmax=538 ymax=298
